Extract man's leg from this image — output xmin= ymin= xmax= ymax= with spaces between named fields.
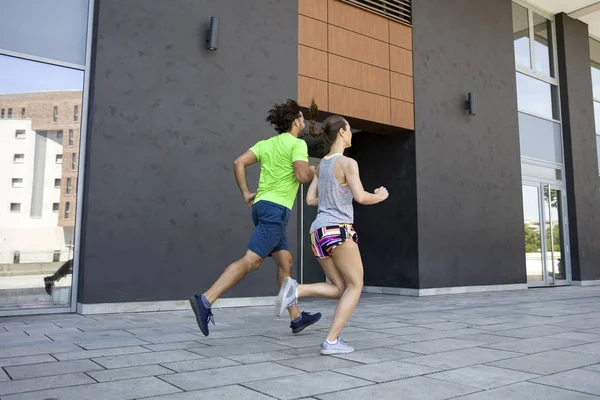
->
xmin=204 ymin=250 xmax=263 ymax=304
xmin=190 ymin=250 xmax=263 ymax=336
xmin=272 ymin=250 xmax=300 ymax=320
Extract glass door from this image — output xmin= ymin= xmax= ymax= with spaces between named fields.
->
xmin=522 ymin=181 xmax=570 ymax=287
xmin=523 ymin=183 xmax=545 ymax=286
xmin=543 ymin=185 xmax=569 ymax=285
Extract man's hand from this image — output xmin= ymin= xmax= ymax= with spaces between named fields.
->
xmin=243 ymin=192 xmax=256 ymax=207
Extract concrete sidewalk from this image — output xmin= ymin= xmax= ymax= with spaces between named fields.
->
xmin=1 ymin=286 xmax=600 ymax=399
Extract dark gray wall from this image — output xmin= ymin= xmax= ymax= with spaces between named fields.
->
xmin=556 ymin=14 xmax=600 ymax=281
xmin=79 ymin=0 xmax=298 ymax=303
xmin=412 ymin=0 xmax=526 ymax=288
xmin=347 ymin=132 xmax=419 ymax=288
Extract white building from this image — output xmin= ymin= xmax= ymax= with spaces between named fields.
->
xmin=0 ymin=118 xmax=71 ymax=265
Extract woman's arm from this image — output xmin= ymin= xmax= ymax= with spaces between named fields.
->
xmin=306 ymin=166 xmax=319 ymax=206
xmin=343 ymin=158 xmax=388 ymax=205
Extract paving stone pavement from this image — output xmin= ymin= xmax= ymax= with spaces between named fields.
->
xmin=1 ymin=286 xmax=600 ymax=399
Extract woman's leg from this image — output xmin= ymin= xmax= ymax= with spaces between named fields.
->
xmin=325 ymin=240 xmax=363 ymax=342
xmin=296 ymin=257 xmax=346 ymax=300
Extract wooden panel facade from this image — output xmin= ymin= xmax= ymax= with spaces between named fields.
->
xmin=298 ymin=0 xmax=414 ymax=130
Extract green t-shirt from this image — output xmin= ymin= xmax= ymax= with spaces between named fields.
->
xmin=249 ymin=133 xmax=308 ymax=210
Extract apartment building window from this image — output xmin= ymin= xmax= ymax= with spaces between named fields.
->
xmin=52 ymin=203 xmax=60 ymax=212
xmin=64 ymin=201 xmax=71 ymax=219
xmin=13 ymin=251 xmax=20 ymax=264
xmin=7 ymin=108 xmax=12 ymax=119
xmin=74 ymin=105 xmax=79 ymax=121
xmin=11 ymin=178 xmax=23 ymax=188
xmin=72 ymin=152 xmax=77 ymax=171
xmin=68 ymin=129 xmax=74 ymax=146
xmin=54 ymin=178 xmax=61 ymax=188
xmin=10 ymin=203 xmax=21 ymax=213
xmin=53 ymin=106 xmax=58 ymax=122
xmin=15 ymin=130 xmax=25 ymax=139
xmin=21 ymin=108 xmax=25 ymax=118
xmin=590 ymin=37 xmax=600 ymax=174
xmin=66 ymin=177 xmax=72 ymax=194
xmin=14 ymin=154 xmax=24 ymax=163
xmin=56 ymin=130 xmax=63 ymax=140
xmin=56 ymin=154 xmax=62 ymax=164
xmin=1 ymin=109 xmax=4 ymax=118
xmin=53 ymin=250 xmax=61 ymax=262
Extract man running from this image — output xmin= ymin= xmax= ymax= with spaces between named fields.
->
xmin=189 ymin=99 xmax=322 ymax=336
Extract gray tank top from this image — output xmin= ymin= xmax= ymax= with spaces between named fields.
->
xmin=309 ymin=154 xmax=354 ymax=233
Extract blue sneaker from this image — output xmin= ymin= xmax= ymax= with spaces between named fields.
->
xmin=290 ymin=311 xmax=322 ymax=334
xmin=320 ymin=338 xmax=354 ymax=355
xmin=189 ymin=295 xmax=215 ymax=336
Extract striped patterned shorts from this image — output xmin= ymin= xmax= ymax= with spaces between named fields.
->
xmin=310 ymin=224 xmax=358 ymax=259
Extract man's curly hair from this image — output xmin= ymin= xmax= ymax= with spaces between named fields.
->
xmin=266 ymin=99 xmax=302 ymax=134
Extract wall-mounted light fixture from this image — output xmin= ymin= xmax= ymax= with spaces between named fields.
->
xmin=465 ymin=92 xmax=475 ymax=116
xmin=207 ymin=17 xmax=219 ymax=51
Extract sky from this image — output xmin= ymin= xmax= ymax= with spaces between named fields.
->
xmin=0 ymin=55 xmax=83 ymax=95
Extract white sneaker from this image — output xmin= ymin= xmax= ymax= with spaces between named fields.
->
xmin=320 ymin=338 xmax=354 ymax=355
xmin=275 ymin=277 xmax=298 ymax=317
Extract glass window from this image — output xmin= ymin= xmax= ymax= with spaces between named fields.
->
xmin=0 ymin=0 xmax=90 ymax=66
xmin=7 ymin=108 xmax=12 ymax=119
xmin=519 ymin=112 xmax=563 ymax=163
xmin=71 ymin=153 xmax=77 ymax=171
xmin=512 ymin=2 xmax=531 ymax=70
xmin=516 ymin=73 xmax=560 ymax=120
xmin=533 ymin=13 xmax=554 ymax=77
xmin=12 ymin=178 xmax=24 ymax=188
xmin=74 ymin=105 xmax=79 ymax=121
xmin=15 ymin=130 xmax=26 ymax=139
xmin=53 ymin=251 xmax=61 ymax=262
xmin=10 ymin=203 xmax=21 ymax=213
xmin=1 ymin=109 xmax=4 ymax=118
xmin=13 ymin=251 xmax=21 ymax=264
xmin=597 ymin=135 xmax=600 ymax=173
xmin=0 ymin=16 xmax=87 ymax=311
xmin=66 ymin=177 xmax=72 ymax=194
xmin=54 ymin=178 xmax=61 ymax=188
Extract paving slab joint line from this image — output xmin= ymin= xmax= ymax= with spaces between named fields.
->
xmin=83 ymin=370 xmax=100 ymax=384
xmin=526 ymin=379 xmax=600 ymax=398
xmin=238 ymin=383 xmax=283 ymax=400
xmin=424 ymin=369 xmax=542 ymax=393
xmin=2 ymin=366 xmax=13 ymax=380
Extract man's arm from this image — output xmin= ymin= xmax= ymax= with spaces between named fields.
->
xmin=293 ymin=161 xmax=315 ymax=184
xmin=233 ymin=150 xmax=258 ymax=206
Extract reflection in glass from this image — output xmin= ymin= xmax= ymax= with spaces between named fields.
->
xmin=596 ymin=134 xmax=600 ymax=174
xmin=543 ymin=186 xmax=566 ymax=281
xmin=521 ymin=163 xmax=562 ymax=181
xmin=512 ymin=2 xmax=531 ymax=69
xmin=591 ymin=65 xmax=600 ymax=100
xmin=594 ymin=101 xmax=600 ymax=135
xmin=518 ymin=112 xmax=563 ymax=163
xmin=533 ymin=13 xmax=554 ymax=77
xmin=523 ymin=185 xmax=543 ymax=283
xmin=516 ymin=73 xmax=560 ymax=120
xmin=0 ymin=54 xmax=83 ymax=310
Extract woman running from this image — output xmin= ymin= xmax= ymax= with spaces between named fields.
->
xmin=275 ymin=112 xmax=389 ymax=355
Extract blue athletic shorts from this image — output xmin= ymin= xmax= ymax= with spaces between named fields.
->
xmin=248 ymin=200 xmax=291 ymax=258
